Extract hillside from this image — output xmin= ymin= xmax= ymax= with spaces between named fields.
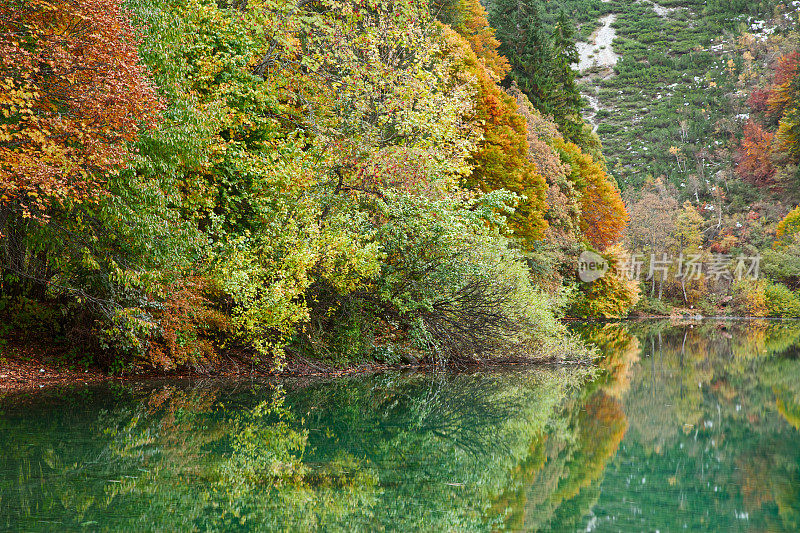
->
xmin=572 ymin=0 xmax=800 ymax=316
xmin=0 ymin=0 xmax=628 ymax=373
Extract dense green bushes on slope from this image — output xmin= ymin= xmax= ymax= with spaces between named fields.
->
xmin=564 ymin=0 xmax=800 ymax=317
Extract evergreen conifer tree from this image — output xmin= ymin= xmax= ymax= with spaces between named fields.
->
xmin=551 ymin=10 xmax=584 ymax=141
xmin=489 ymin=1 xmax=588 ymax=145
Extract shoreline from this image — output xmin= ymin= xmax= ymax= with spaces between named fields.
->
xmin=1 ymin=315 xmax=792 ymax=392
xmin=0 ymin=358 xmax=591 ymax=394
xmin=0 ymin=342 xmax=590 ymax=393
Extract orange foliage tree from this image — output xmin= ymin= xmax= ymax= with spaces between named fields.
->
xmin=451 ymin=0 xmax=510 ymax=79
xmin=748 ymin=87 xmax=771 ymax=113
xmin=508 ymin=83 xmax=581 ymax=242
xmin=0 ymin=0 xmax=161 ymax=216
xmin=767 ymin=52 xmax=800 ymax=118
xmin=444 ymin=1 xmax=548 ymax=245
xmin=554 ymin=138 xmax=627 ymax=249
xmin=736 ymin=120 xmax=776 ymax=185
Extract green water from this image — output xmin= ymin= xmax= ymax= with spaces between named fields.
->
xmin=3 ymin=321 xmax=800 ymax=532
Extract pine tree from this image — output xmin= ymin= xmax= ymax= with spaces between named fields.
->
xmin=551 ymin=10 xmax=583 ymax=142
xmin=491 ymin=1 xmax=556 ymax=117
xmin=489 ymin=2 xmax=588 ymax=146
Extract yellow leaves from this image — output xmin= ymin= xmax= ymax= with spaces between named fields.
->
xmin=775 ymin=205 xmax=800 ymax=246
xmin=195 ymin=55 xmax=224 ymax=85
xmin=26 ymin=128 xmax=48 ymax=145
xmin=0 ymin=77 xmax=15 ymax=92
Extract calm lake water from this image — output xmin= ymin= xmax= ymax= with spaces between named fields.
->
xmin=3 ymin=320 xmax=800 ymax=531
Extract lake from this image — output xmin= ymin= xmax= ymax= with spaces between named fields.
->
xmin=2 ymin=320 xmax=800 ymax=531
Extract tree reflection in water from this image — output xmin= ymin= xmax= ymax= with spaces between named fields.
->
xmin=572 ymin=320 xmax=800 ymax=532
xmin=0 ymin=370 xmax=590 ymax=531
xmin=4 ymin=320 xmax=800 ymax=531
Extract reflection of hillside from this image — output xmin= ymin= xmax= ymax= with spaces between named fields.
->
xmin=765 ymin=358 xmax=800 ymax=430
xmin=578 ymin=320 xmax=800 ymax=532
xmin=617 ymin=322 xmax=800 ymax=452
xmin=777 ymin=393 xmax=800 ymax=430
xmin=491 ymin=391 xmax=628 ymax=532
xmin=575 ymin=323 xmax=641 ymax=398
xmin=744 ymin=357 xmax=800 ymax=531
xmin=621 ymin=325 xmax=729 ymax=451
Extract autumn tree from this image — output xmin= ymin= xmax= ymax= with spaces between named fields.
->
xmin=508 ymin=83 xmax=580 ymax=243
xmin=776 ymin=205 xmax=800 ymax=245
xmin=0 ymin=0 xmax=161 ymax=217
xmin=445 ymin=0 xmax=510 ymax=78
xmin=735 ymin=121 xmax=776 ymax=185
xmin=555 ymin=138 xmax=627 ymax=249
xmin=570 ymin=244 xmax=640 ymax=318
xmin=625 ymin=178 xmax=679 ymax=299
xmin=767 ymin=52 xmax=800 ymax=120
xmin=671 ymin=201 xmax=705 ymax=303
xmin=204 ymin=0 xmax=482 ymax=364
xmin=625 ymin=178 xmax=678 ymax=253
xmin=442 ymin=2 xmax=548 ymax=244
xmin=774 ymin=74 xmax=800 ymax=173
xmin=740 ymin=52 xmax=800 ymax=194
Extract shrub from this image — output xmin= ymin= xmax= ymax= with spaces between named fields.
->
xmin=632 ymin=296 xmax=672 ymax=316
xmin=292 ymin=282 xmax=383 ymax=368
xmin=569 ymin=245 xmax=641 ymax=318
xmin=373 ymin=190 xmax=571 ymax=363
xmin=596 ymin=123 xmax=616 ymax=135
xmin=732 ymin=279 xmax=768 ymax=317
xmin=764 ymin=282 xmax=800 ymax=317
xmin=763 ymin=240 xmax=800 ymax=289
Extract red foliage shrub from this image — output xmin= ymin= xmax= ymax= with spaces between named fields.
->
xmin=748 ymin=87 xmax=771 ymax=113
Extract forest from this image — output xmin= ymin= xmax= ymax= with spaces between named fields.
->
xmin=1 ymin=0 xmax=800 ymax=376
xmin=6 ymin=1 xmax=800 ymax=531
xmin=0 ymin=0 xmax=632 ymax=373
